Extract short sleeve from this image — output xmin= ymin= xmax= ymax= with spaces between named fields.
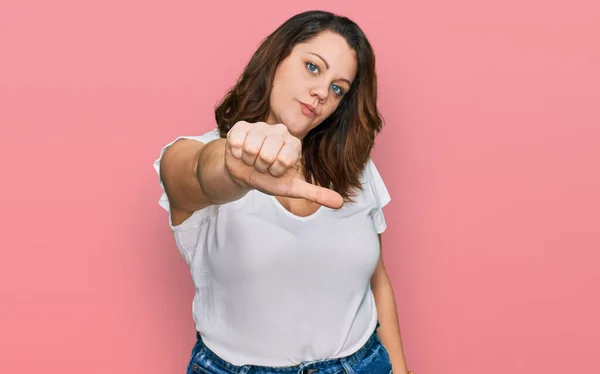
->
xmin=153 ymin=127 xmax=222 ymax=231
xmin=365 ymin=158 xmax=392 ymax=234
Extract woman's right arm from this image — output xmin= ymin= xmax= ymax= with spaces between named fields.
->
xmin=160 ymin=121 xmax=344 ymax=226
xmin=159 ymin=138 xmax=251 ymax=226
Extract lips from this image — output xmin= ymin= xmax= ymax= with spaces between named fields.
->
xmin=299 ymin=102 xmax=317 ymax=118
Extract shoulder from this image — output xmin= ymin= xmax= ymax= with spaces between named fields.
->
xmin=359 ymin=158 xmax=391 ymax=209
xmin=359 ymin=158 xmax=391 ymax=234
xmin=153 ymin=127 xmax=223 ymax=230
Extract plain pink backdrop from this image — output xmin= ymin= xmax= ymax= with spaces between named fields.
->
xmin=1 ymin=1 xmax=598 ymax=373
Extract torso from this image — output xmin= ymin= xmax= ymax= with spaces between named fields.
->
xmin=175 ymin=188 xmax=382 ymax=366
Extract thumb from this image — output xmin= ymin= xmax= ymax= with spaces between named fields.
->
xmin=288 ymin=178 xmax=344 ymax=209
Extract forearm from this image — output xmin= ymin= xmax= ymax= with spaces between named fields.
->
xmin=197 ymin=138 xmax=251 ymax=204
xmin=372 ymin=275 xmax=410 ymax=374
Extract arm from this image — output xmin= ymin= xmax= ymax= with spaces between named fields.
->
xmin=159 ymin=122 xmax=343 ymax=227
xmin=370 ymin=234 xmax=412 ymax=374
xmin=160 ymin=138 xmax=251 ymax=226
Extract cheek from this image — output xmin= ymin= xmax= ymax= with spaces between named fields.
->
xmin=269 ymin=83 xmax=284 ymax=110
xmin=270 ymin=74 xmax=292 ymax=104
xmin=321 ymin=102 xmax=340 ymax=119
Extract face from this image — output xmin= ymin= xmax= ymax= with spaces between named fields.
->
xmin=266 ymin=30 xmax=358 ymax=140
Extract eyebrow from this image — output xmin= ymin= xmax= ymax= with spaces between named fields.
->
xmin=308 ymin=52 xmax=352 ymax=87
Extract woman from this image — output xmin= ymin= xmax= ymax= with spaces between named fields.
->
xmin=154 ymin=10 xmax=413 ymax=374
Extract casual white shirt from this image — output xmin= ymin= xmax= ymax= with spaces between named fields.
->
xmin=153 ymin=127 xmax=391 ymax=366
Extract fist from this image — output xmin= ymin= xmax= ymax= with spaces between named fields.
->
xmin=226 ymin=121 xmax=301 ymax=178
xmin=224 ymin=121 xmax=343 ymax=209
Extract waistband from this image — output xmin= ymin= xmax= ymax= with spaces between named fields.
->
xmin=194 ymin=322 xmax=381 ymax=374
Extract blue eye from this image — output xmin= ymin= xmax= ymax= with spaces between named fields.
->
xmin=306 ymin=62 xmax=319 ymax=73
xmin=331 ymin=84 xmax=344 ymax=96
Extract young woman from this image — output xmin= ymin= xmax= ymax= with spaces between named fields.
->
xmin=155 ymin=10 xmax=413 ymax=374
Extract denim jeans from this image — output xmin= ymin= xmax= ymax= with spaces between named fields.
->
xmin=186 ymin=322 xmax=392 ymax=374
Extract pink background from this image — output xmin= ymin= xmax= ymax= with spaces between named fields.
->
xmin=1 ymin=1 xmax=598 ymax=373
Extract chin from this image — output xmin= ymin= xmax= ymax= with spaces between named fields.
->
xmin=277 ymin=116 xmax=306 ymax=138
xmin=291 ymin=124 xmax=316 ymax=140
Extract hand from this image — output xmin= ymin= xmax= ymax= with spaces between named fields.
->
xmin=224 ymin=121 xmax=344 ymax=209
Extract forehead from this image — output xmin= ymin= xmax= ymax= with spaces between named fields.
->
xmin=294 ymin=31 xmax=357 ymax=80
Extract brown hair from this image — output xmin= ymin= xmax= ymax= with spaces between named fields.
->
xmin=214 ymin=10 xmax=383 ymax=201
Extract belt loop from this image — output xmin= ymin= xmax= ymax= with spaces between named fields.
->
xmin=239 ymin=366 xmax=251 ymax=374
xmin=340 ymin=357 xmax=355 ymax=374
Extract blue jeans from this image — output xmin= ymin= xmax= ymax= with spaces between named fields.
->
xmin=186 ymin=322 xmax=392 ymax=374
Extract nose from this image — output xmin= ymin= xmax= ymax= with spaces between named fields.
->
xmin=310 ymin=82 xmax=329 ymax=103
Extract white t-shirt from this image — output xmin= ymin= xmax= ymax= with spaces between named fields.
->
xmin=153 ymin=127 xmax=391 ymax=367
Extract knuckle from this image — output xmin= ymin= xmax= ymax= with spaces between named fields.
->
xmin=258 ymin=153 xmax=276 ymax=165
xmin=233 ymin=120 xmax=249 ymax=131
xmin=277 ymin=154 xmax=296 ymax=168
xmin=244 ymin=145 xmax=260 ymax=156
xmin=269 ymin=166 xmax=284 ymax=177
xmin=313 ymin=186 xmax=322 ymax=202
xmin=287 ymin=135 xmax=301 ymax=149
xmin=274 ymin=123 xmax=288 ymax=133
xmin=228 ymin=136 xmax=244 ymax=147
xmin=256 ymin=121 xmax=270 ymax=130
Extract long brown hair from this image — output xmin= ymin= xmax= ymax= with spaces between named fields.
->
xmin=214 ymin=10 xmax=383 ymax=201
